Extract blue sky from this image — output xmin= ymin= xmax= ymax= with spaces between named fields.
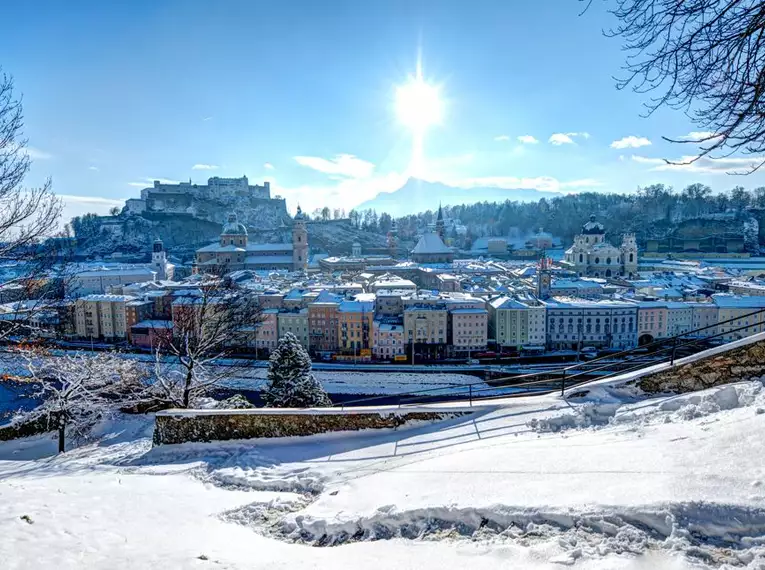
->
xmin=4 ymin=0 xmax=765 ymax=222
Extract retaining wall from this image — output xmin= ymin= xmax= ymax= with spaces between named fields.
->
xmin=153 ymin=407 xmax=477 ymax=445
xmin=638 ymin=337 xmax=765 ymax=393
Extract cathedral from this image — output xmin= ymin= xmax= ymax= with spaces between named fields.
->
xmin=194 ymin=208 xmax=308 ymax=274
xmin=562 ymin=215 xmax=638 ymax=278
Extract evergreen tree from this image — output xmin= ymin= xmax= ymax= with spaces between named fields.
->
xmin=262 ymin=333 xmax=331 ymax=408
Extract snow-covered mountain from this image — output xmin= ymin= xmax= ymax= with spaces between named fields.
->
xmin=355 ymin=178 xmax=563 ymax=216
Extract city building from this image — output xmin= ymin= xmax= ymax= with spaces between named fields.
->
xmin=665 ymin=302 xmax=694 ymax=336
xmin=254 ymin=309 xmax=279 ymax=353
xmin=544 ymin=297 xmax=638 ymax=351
xmin=277 ymin=308 xmax=310 ymax=351
xmin=410 ymin=233 xmax=454 ymax=264
xmin=449 ymin=308 xmax=488 ymax=354
xmin=713 ymin=294 xmax=765 ymax=341
xmin=307 ymin=291 xmax=342 ymax=355
xmin=689 ymin=302 xmax=719 ymax=338
xmin=489 ymin=296 xmax=546 ymax=350
xmin=634 ymin=301 xmax=668 ymax=345
xmin=69 ymin=266 xmax=157 ymax=297
xmin=74 ymin=294 xmax=135 ymax=341
xmin=372 ymin=319 xmax=405 ymax=360
xmin=562 ymin=215 xmax=638 ymax=278
xmin=129 ymin=320 xmax=172 ymax=350
xmin=403 ymin=305 xmax=448 ymax=360
xmin=195 ymin=210 xmax=307 ymax=273
xmin=369 ymin=274 xmax=417 ymax=293
xmin=151 ymin=239 xmax=175 ymax=281
xmin=337 ymin=299 xmax=374 ymax=359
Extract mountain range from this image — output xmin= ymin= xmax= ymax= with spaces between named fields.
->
xmin=355 ymin=178 xmax=563 ymax=216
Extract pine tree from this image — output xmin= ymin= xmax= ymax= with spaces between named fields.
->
xmin=262 ymin=333 xmax=331 ymax=408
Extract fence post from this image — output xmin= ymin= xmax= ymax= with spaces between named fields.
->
xmin=671 ymin=336 xmax=678 ymax=366
xmin=560 ymin=369 xmax=566 ymax=396
xmin=469 ymin=384 xmax=473 ymax=407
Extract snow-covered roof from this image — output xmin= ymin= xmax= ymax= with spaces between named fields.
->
xmin=78 ymin=294 xmax=136 ymax=302
xmin=411 ymin=232 xmax=451 ymax=254
xmin=450 ymin=308 xmax=488 ymax=315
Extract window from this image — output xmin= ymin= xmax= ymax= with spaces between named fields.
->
xmin=606 ymin=257 xmax=611 ymax=264
xmin=595 ymin=257 xmax=600 ymax=264
xmin=579 ymin=253 xmax=583 ymax=263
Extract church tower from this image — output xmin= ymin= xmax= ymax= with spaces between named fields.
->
xmin=621 ymin=233 xmax=638 ymax=277
xmin=536 ymin=254 xmax=552 ymax=300
xmin=435 ymin=203 xmax=445 ymax=241
xmin=152 ymin=238 xmax=167 ymax=280
xmin=292 ymin=205 xmax=308 ymax=272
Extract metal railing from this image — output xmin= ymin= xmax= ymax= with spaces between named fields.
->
xmin=333 ymin=307 xmax=765 ymax=409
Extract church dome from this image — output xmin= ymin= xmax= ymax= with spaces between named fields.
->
xmin=222 ymin=213 xmax=248 ymax=235
xmin=581 ymin=214 xmax=605 ymax=235
xmin=294 ymin=205 xmax=306 ymax=221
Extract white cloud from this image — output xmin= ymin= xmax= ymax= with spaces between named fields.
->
xmin=517 ymin=135 xmax=539 ymax=144
xmin=549 ymin=133 xmax=575 ymax=145
xmin=202 ymin=116 xmax=213 ymax=121
xmin=59 ymin=194 xmax=126 ymax=227
xmin=294 ymin=154 xmax=375 ymax=179
xmin=270 ymin=171 xmax=406 ymax=213
xmin=677 ymin=131 xmax=717 ymax=141
xmin=25 ymin=146 xmax=53 ymax=160
xmin=127 ymin=177 xmax=180 ymax=188
xmin=88 ymin=166 xmax=99 ymax=171
xmin=631 ymin=154 xmax=765 ymax=173
xmin=264 ymin=162 xmax=274 ymax=170
xmin=192 ymin=163 xmax=218 ymax=170
xmin=494 ymin=135 xmax=510 ymax=142
xmin=611 ymin=136 xmax=651 ymax=149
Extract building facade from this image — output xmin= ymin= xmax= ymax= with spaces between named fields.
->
xmin=544 ymin=297 xmax=638 ymax=351
xmin=562 ymin=216 xmax=638 ymax=278
xmin=403 ymin=305 xmax=448 ymax=360
xmin=449 ymin=308 xmax=488 ymax=354
xmin=277 ymin=308 xmax=310 ymax=350
xmin=195 ymin=212 xmax=307 ymax=274
xmin=372 ymin=319 xmax=405 ymax=360
xmin=489 ymin=297 xmax=546 ymax=350
xmin=75 ymin=294 xmax=134 ymax=340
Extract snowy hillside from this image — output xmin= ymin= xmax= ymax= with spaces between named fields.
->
xmin=2 ymin=375 xmax=765 ymax=568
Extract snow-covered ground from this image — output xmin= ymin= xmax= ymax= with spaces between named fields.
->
xmin=2 ymin=376 xmax=765 ymax=568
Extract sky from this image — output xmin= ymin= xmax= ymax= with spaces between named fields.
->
xmin=3 ymin=0 xmax=765 ymax=224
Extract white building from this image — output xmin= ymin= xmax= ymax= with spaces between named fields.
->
xmin=562 ymin=215 xmax=638 ymax=278
xmin=713 ymin=294 xmax=765 ymax=342
xmin=544 ymin=297 xmax=638 ymax=351
xmin=69 ymin=266 xmax=157 ymax=297
xmin=488 ymin=296 xmax=546 ymax=350
xmin=372 ymin=320 xmax=405 ymax=360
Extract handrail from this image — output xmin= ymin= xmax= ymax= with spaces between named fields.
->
xmin=333 ymin=306 xmax=765 ymax=408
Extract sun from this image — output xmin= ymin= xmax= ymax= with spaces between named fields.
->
xmin=395 ymin=75 xmax=443 ymax=133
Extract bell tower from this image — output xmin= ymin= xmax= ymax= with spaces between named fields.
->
xmin=152 ymin=238 xmax=167 ymax=280
xmin=292 ymin=205 xmax=308 ymax=272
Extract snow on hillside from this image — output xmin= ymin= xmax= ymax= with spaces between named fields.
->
xmin=2 ymin=375 xmax=765 ymax=569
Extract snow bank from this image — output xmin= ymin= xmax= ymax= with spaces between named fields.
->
xmin=533 ymin=379 xmax=765 ymax=433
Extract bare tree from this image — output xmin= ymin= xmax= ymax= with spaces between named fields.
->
xmin=14 ymin=349 xmax=149 ymax=453
xmin=1 ymin=68 xmax=62 ymax=257
xmin=0 ymin=69 xmax=67 ymax=342
xmin=601 ymin=0 xmax=765 ymax=171
xmin=149 ymin=280 xmax=263 ymax=408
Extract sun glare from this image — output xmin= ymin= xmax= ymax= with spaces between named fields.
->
xmin=395 ymin=76 xmax=443 ymax=132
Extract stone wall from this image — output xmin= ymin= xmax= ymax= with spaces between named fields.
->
xmin=637 ymin=338 xmax=765 ymax=394
xmin=153 ymin=408 xmax=474 ymax=445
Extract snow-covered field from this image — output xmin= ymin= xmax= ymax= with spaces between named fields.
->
xmin=2 ymin=376 xmax=765 ymax=568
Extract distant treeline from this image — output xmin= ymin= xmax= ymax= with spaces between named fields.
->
xmin=350 ymin=184 xmax=765 ymax=244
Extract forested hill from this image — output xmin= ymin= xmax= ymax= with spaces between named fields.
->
xmin=347 ymin=184 xmax=765 ymax=245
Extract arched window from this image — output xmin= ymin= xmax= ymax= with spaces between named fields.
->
xmin=606 ymin=257 xmax=611 ymax=265
xmin=595 ymin=257 xmax=600 ymax=264
xmin=586 ymin=237 xmax=589 ymax=243
xmin=629 ymin=253 xmax=634 ymax=262
xmin=579 ymin=253 xmax=583 ymax=263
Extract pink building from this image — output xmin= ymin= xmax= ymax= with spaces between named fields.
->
xmin=372 ymin=320 xmax=405 ymax=360
xmin=450 ymin=308 xmax=488 ymax=354
xmin=255 ymin=309 xmax=279 ymax=353
xmin=129 ymin=320 xmax=173 ymax=349
xmin=635 ymin=301 xmax=668 ymax=344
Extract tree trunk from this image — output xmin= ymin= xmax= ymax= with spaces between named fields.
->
xmin=58 ymin=424 xmax=66 ymax=453
xmin=182 ymin=367 xmax=193 ymax=408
